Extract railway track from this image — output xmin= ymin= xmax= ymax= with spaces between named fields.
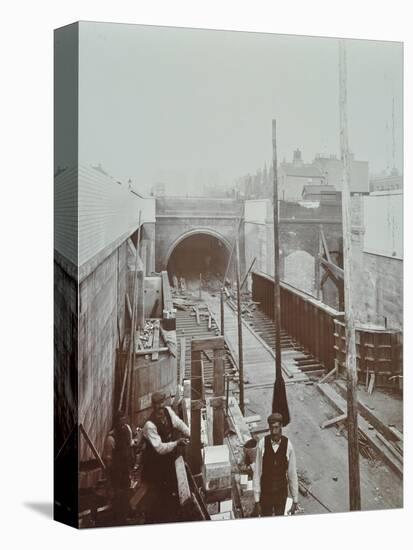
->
xmin=175 ymin=305 xmax=240 ymax=389
xmin=174 ymin=281 xmax=327 ymax=387
xmin=243 ymin=308 xmax=327 ymax=380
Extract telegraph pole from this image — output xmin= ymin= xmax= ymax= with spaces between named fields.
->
xmin=272 ymin=120 xmax=282 ymax=382
xmin=235 ymin=235 xmax=245 ymax=415
xmin=338 ymin=39 xmax=361 ymax=511
xmin=271 ymin=120 xmax=290 ymax=425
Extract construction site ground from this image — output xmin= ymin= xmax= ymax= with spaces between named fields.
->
xmin=201 ymin=290 xmax=403 ymax=515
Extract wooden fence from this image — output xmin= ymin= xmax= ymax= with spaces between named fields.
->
xmin=251 ymin=271 xmax=343 ymax=372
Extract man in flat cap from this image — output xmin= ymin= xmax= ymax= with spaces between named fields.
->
xmin=142 ymin=392 xmax=190 ymax=520
xmin=253 ymin=412 xmax=299 ymax=517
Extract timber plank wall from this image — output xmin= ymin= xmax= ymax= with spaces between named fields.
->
xmin=252 ymin=271 xmax=343 ymax=372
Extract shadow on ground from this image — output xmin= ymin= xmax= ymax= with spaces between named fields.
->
xmin=23 ymin=502 xmax=53 ymax=519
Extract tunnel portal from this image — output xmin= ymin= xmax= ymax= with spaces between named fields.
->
xmin=166 ymin=232 xmax=231 ymax=291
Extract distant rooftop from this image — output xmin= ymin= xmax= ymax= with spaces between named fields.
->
xmin=302 ymin=184 xmax=337 ymax=195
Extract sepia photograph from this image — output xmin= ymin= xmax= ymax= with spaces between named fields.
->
xmin=54 ymin=21 xmax=403 ymax=528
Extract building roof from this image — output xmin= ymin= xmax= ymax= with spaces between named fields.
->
xmin=370 ymin=174 xmax=403 ymax=190
xmin=302 ymin=184 xmax=337 ymax=196
xmin=280 ymin=163 xmax=324 ymax=179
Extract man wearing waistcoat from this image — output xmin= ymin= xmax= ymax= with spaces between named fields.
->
xmin=142 ymin=392 xmax=190 ymax=521
xmin=253 ymin=413 xmax=299 ymax=517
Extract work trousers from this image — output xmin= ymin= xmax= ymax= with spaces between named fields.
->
xmin=112 ymin=487 xmax=130 ymax=525
xmin=260 ymin=491 xmax=287 ymax=516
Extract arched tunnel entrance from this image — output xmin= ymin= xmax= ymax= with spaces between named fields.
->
xmin=166 ymin=232 xmax=232 ymax=292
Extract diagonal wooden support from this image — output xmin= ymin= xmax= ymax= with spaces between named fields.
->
xmin=79 ymin=423 xmax=106 ymax=470
xmin=320 ymin=257 xmax=344 ymax=281
xmin=320 ymin=227 xmax=333 ymax=264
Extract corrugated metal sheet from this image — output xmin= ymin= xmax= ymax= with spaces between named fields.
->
xmin=54 ymin=167 xmax=78 ymax=266
xmin=363 ymin=192 xmax=403 ymax=259
xmin=78 ymin=165 xmax=155 ymax=267
xmin=54 ymin=165 xmax=155 ymax=267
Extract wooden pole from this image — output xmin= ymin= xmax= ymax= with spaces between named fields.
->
xmin=199 ymin=273 xmax=202 ymax=301
xmin=124 ymin=210 xmax=142 ymax=421
xmin=272 ymin=120 xmax=282 ymax=380
xmin=315 ymin=225 xmax=322 ymax=299
xmin=225 ymin=374 xmax=230 ymax=415
xmin=235 ymin=236 xmax=245 ymax=415
xmin=190 ymin=346 xmax=203 ymax=475
xmin=220 ymin=288 xmax=225 ymax=335
xmin=339 ymin=39 xmax=361 ymax=511
xmin=213 ymin=347 xmax=225 ymax=445
xmin=271 ymin=120 xmax=290 ymax=425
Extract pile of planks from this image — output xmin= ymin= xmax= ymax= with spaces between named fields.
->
xmin=191 ymin=304 xmax=215 ymax=331
xmin=317 ymin=383 xmax=403 ymax=477
xmin=134 ymin=319 xmax=163 ymax=359
xmin=172 ymin=296 xmax=198 ymax=311
xmin=376 ymin=425 xmax=403 ymax=465
xmin=358 ymin=431 xmax=375 ymax=461
xmin=227 ymin=290 xmax=259 ymax=319
xmin=136 ymin=319 xmax=157 ymax=349
xmin=239 ymin=300 xmax=259 ymax=318
xmin=226 ymin=396 xmax=254 ymax=447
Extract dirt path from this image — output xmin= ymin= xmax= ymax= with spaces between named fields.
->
xmin=206 ymin=293 xmax=403 ymax=514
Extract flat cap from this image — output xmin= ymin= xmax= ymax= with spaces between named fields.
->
xmin=267 ymin=412 xmax=283 ymax=425
xmin=151 ymin=391 xmax=166 ymax=404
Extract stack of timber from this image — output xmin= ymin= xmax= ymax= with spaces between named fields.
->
xmin=225 ymin=287 xmax=258 ymax=317
xmin=333 ymin=379 xmax=401 ymax=438
xmin=117 ymin=317 xmax=178 ymax=426
xmin=226 ymin=396 xmax=254 ymax=446
xmin=121 ymin=319 xmax=173 ymax=359
xmin=134 ymin=320 xmax=161 ymax=354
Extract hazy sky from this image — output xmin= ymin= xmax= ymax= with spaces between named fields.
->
xmin=77 ymin=22 xmax=403 ymax=195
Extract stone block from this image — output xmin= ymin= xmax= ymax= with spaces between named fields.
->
xmin=202 ymin=445 xmax=231 ymax=491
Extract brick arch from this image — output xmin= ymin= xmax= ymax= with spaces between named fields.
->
xmin=164 ymin=228 xmax=232 ymax=270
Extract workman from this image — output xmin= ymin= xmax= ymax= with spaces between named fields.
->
xmin=253 ymin=412 xmax=299 ymax=516
xmin=142 ymin=392 xmax=190 ymax=485
xmin=142 ymin=392 xmax=190 ymax=522
xmin=104 ymin=411 xmax=135 ymax=524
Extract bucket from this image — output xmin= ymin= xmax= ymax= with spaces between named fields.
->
xmin=244 ymin=438 xmax=257 ymax=465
